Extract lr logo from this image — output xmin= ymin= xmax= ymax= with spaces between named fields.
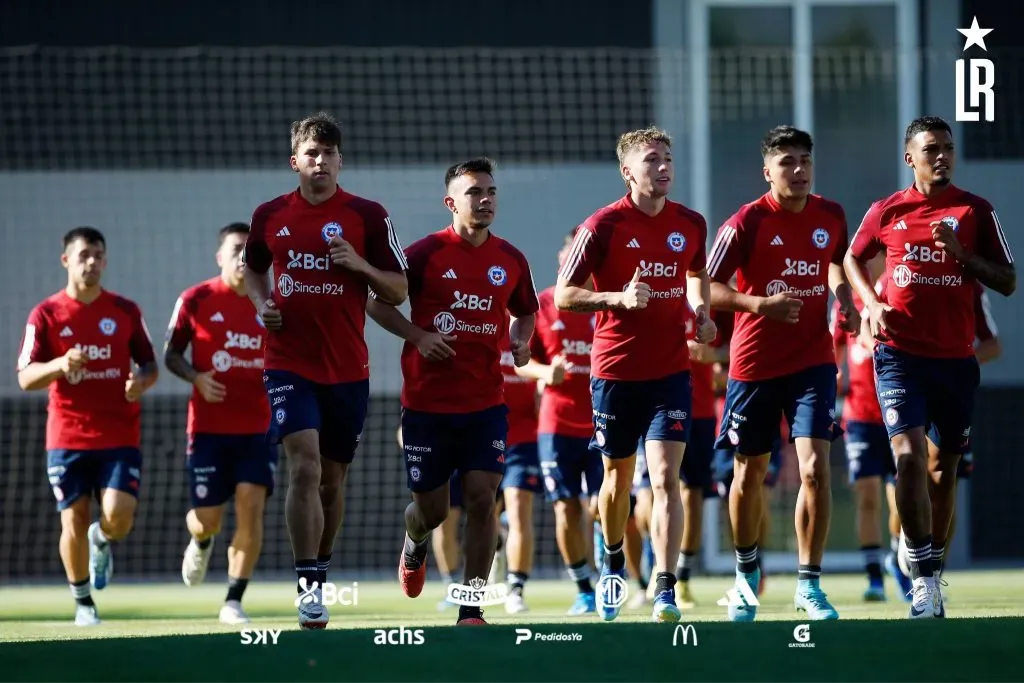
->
xmin=955 ymin=16 xmax=995 ymax=122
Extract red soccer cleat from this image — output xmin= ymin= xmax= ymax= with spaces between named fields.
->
xmin=399 ymin=550 xmax=426 ymax=598
xmin=457 ymin=617 xmax=487 ymax=625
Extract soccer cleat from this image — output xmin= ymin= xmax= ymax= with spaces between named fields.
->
xmin=727 ymin=569 xmax=760 ymax=622
xmin=596 ymin=566 xmax=627 ymax=622
xmin=885 ymin=551 xmax=913 ymax=602
xmin=181 ymin=538 xmax=214 ymax=587
xmin=628 ymin=589 xmax=650 ymax=609
xmin=758 ymin=567 xmax=767 ymax=596
xmin=298 ymin=587 xmax=329 ymax=629
xmin=897 ymin=532 xmax=912 ymax=578
xmin=794 ymin=582 xmax=840 ymax=620
xmin=219 ymin=600 xmax=250 ymax=625
xmin=863 ymin=580 xmax=887 ymax=602
xmin=457 ymin=616 xmax=487 ymax=625
xmin=567 ymin=592 xmax=596 ymax=615
xmin=676 ymin=580 xmax=696 ymax=609
xmin=934 ymin=572 xmax=947 ymax=618
xmin=87 ymin=522 xmax=113 ymax=590
xmin=398 ymin=549 xmax=427 ymax=599
xmin=651 ymin=590 xmax=681 ymax=623
xmin=74 ymin=604 xmax=101 ymax=627
xmin=908 ymin=577 xmax=937 ymax=619
xmin=505 ymin=591 xmax=529 ymax=614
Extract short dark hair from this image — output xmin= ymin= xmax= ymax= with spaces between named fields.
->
xmin=63 ymin=226 xmax=105 ymax=251
xmin=291 ymin=111 xmax=342 ymax=155
xmin=444 ymin=157 xmax=496 ymax=189
xmin=904 ymin=116 xmax=952 ymax=147
xmin=218 ymin=222 xmax=250 ymax=245
xmin=761 ymin=125 xmax=813 ymax=158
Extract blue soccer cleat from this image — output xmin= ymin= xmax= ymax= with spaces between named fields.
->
xmin=863 ymin=579 xmax=887 ymax=602
xmin=795 ymin=580 xmax=840 ymax=620
xmin=88 ymin=522 xmax=113 ymax=590
xmin=596 ymin=566 xmax=627 ymax=622
xmin=651 ymin=589 xmax=681 ymax=623
xmin=567 ymin=591 xmax=597 ymax=616
xmin=885 ymin=552 xmax=913 ymax=602
xmin=725 ymin=569 xmax=760 ymax=622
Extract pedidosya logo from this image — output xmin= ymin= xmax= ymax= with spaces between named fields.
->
xmin=446 ymin=577 xmax=508 ymax=606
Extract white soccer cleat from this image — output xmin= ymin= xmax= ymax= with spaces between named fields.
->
xmin=505 ymin=592 xmax=529 ymax=614
xmin=87 ymin=522 xmax=113 ymax=590
xmin=75 ymin=604 xmax=101 ymax=626
xmin=908 ymin=577 xmax=938 ymax=619
xmin=219 ymin=600 xmax=250 ymax=625
xmin=897 ymin=532 xmax=912 ymax=578
xmin=298 ymin=588 xmax=329 ymax=630
xmin=181 ymin=538 xmax=214 ymax=587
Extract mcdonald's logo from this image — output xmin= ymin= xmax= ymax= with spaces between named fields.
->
xmin=672 ymin=624 xmax=698 ymax=647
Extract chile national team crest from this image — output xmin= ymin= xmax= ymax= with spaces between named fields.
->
xmin=940 ymin=216 xmax=960 ymax=232
xmin=99 ymin=317 xmax=117 ymax=336
xmin=811 ymin=228 xmax=830 ymax=249
xmin=667 ymin=232 xmax=687 ymax=253
xmin=321 ymin=222 xmax=343 ymax=243
xmin=488 ymin=265 xmax=507 ymax=286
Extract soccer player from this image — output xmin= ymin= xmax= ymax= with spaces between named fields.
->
xmin=17 ymin=227 xmax=158 ymax=626
xmin=708 ymin=125 xmax=857 ymax=622
xmin=499 ymin=328 xmax=541 ymax=613
xmin=366 ymin=157 xmax=539 ymax=625
xmin=515 ymin=229 xmax=603 ymax=615
xmin=831 ymin=254 xmax=894 ymax=602
xmin=243 ymin=112 xmax=409 ymax=629
xmin=556 ymin=126 xmax=715 ymax=623
xmin=845 ymin=116 xmax=1015 ymax=619
xmin=165 ymin=222 xmax=275 ymax=624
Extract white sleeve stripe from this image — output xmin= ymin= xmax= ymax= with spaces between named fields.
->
xmin=17 ymin=323 xmax=37 ymax=371
xmin=558 ymin=229 xmax=591 ymax=280
xmin=165 ymin=296 xmax=185 ymax=339
xmin=980 ymin=291 xmax=998 ymax=337
xmin=706 ymin=225 xmax=736 ymax=277
xmin=384 ymin=217 xmax=408 ymax=270
xmin=140 ymin=317 xmax=155 ymax=345
xmin=991 ymin=211 xmax=1014 ymax=264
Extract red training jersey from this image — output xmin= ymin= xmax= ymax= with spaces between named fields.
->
xmin=530 ymin=287 xmax=595 ymax=438
xmin=244 ymin=186 xmax=407 ymax=384
xmin=17 ymin=290 xmax=157 ymax=450
xmin=831 ymin=284 xmax=882 ymax=425
xmin=707 ymin=192 xmax=848 ymax=382
xmin=400 ymin=227 xmax=540 ymax=413
xmin=849 ymin=184 xmax=1013 ymax=359
xmin=501 ymin=334 xmax=539 ymax=446
xmin=559 ymin=195 xmax=708 ymax=382
xmin=684 ymin=311 xmax=716 ymax=420
xmin=165 ymin=277 xmax=271 ymax=436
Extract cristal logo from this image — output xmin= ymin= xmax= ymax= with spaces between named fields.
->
xmin=561 ymin=339 xmax=592 ymax=356
xmin=287 ymin=250 xmax=330 ymax=271
xmin=781 ymin=258 xmax=820 ymax=276
xmin=639 ymin=260 xmax=678 ymax=278
xmin=902 ymin=243 xmax=947 ymax=263
xmin=225 ymin=331 xmax=262 ymax=350
xmin=451 ymin=290 xmax=493 ymax=311
xmin=75 ymin=343 xmax=111 ymax=360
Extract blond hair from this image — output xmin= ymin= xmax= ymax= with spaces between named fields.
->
xmin=616 ymin=126 xmax=672 ymax=189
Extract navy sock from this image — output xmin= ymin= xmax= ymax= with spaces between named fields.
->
xmin=736 ymin=544 xmax=758 ymax=574
xmin=605 ymin=539 xmax=625 ymax=572
xmin=70 ymin=578 xmax=94 ymax=607
xmin=798 ymin=564 xmax=822 ymax=583
xmin=226 ymin=576 xmax=248 ymax=603
xmin=316 ymin=554 xmax=331 ymax=586
xmin=905 ymin=536 xmax=933 ymax=580
xmin=862 ymin=545 xmax=883 ymax=582
xmin=295 ymin=560 xmax=318 ymax=593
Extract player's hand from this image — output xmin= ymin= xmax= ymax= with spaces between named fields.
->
xmin=931 ymin=221 xmax=967 ymax=261
xmin=259 ymin=300 xmax=282 ymax=331
xmin=59 ymin=347 xmax=87 ymax=375
xmin=510 ymin=339 xmax=531 ymax=367
xmin=867 ymin=300 xmax=893 ymax=341
xmin=329 ymin=236 xmax=369 ymax=273
xmin=688 ymin=340 xmax=716 ymax=364
xmin=620 ymin=268 xmax=651 ymax=310
xmin=546 ymin=354 xmax=567 ymax=386
xmin=838 ymin=301 xmax=861 ymax=334
xmin=759 ymin=292 xmax=803 ymax=323
xmin=416 ymin=332 xmax=457 ymax=361
xmin=693 ymin=307 xmax=718 ymax=344
xmin=124 ymin=372 xmax=147 ymax=402
xmin=193 ymin=370 xmax=227 ymax=403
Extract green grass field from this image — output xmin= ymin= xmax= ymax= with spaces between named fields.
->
xmin=2 ymin=571 xmax=1023 ymax=681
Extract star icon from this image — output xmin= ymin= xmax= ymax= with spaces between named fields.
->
xmin=957 ymin=16 xmax=993 ymax=52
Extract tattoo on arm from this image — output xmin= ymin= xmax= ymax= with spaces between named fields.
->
xmin=963 ymin=254 xmax=1016 ymax=296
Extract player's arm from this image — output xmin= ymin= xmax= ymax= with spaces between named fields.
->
xmin=126 ymin=307 xmax=159 ymax=401
xmin=366 ymin=297 xmax=456 ymax=361
xmin=508 ymin=255 xmax=540 ymax=367
xmin=828 ymin=210 xmax=859 ymax=333
xmin=163 ymin=294 xmax=226 ymax=401
xmin=554 ymin=226 xmax=634 ymax=312
xmin=242 ymin=205 xmax=282 ymax=329
xmin=946 ymin=202 xmax=1016 ymax=297
xmin=844 ymin=203 xmax=885 ymax=308
xmin=16 ymin=308 xmax=79 ymax=390
xmin=335 ymin=206 xmax=409 ymax=305
xmin=515 ymin=323 xmax=564 ymax=384
xmin=974 ymin=285 xmax=1001 ymax=364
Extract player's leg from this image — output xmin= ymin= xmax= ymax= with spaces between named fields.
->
xmin=630 ymin=447 xmax=655 ymax=606
xmin=874 ymin=344 xmax=937 ymax=618
xmin=91 ymin=447 xmax=142 ymax=591
xmin=49 ymin=449 xmax=99 ymax=625
xmin=182 ymin=434 xmax=228 ymax=590
xmin=787 ymin=363 xmax=841 ymax=620
xmin=432 ymin=474 xmax=462 ymax=610
xmin=501 ymin=442 xmax=540 ymax=613
xmin=883 ymin=477 xmax=912 ymax=599
xmin=675 ymin=417 xmax=715 ymax=609
xmin=844 ymin=422 xmax=887 ymax=601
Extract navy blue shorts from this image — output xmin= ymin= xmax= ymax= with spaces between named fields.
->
xmin=47 ymin=447 xmax=141 ymax=511
xmin=539 ymin=434 xmax=604 ymax=503
xmin=874 ymin=343 xmax=980 ymax=455
xmin=591 ymin=371 xmax=692 ymax=460
xmin=716 ymin=363 xmax=841 ymax=456
xmin=712 ymin=439 xmax=783 ymax=497
xmin=633 ymin=417 xmax=715 ymax=492
xmin=264 ymin=370 xmax=369 ymax=464
xmin=401 ymin=404 xmax=508 ymax=494
xmin=844 ymin=421 xmax=894 ymax=484
xmin=501 ymin=442 xmax=541 ymax=493
xmin=186 ymin=433 xmax=279 ymax=508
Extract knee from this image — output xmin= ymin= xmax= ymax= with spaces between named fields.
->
xmin=604 ymin=462 xmax=633 ymax=495
xmin=191 ymin=508 xmax=223 ymax=537
xmin=798 ymin=451 xmax=830 ymax=490
xmin=320 ymin=462 xmax=349 ymax=493
xmin=101 ymin=511 xmax=134 ymax=541
xmin=734 ymin=456 xmax=769 ymax=491
xmin=289 ymin=453 xmax=322 ymax=490
xmin=462 ymin=488 xmax=498 ymax=522
xmin=894 ymin=451 xmax=925 ymax=480
xmin=235 ymin=492 xmax=266 ymax=529
xmin=61 ymin=507 xmax=90 ymax=538
xmin=555 ymin=500 xmax=581 ymax=528
xmin=928 ymin=454 xmax=960 ymax=487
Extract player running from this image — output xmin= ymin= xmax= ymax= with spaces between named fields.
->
xmin=243 ymin=112 xmax=409 ymax=629
xmin=845 ymin=116 xmax=1015 ymax=619
xmin=515 ymin=230 xmax=603 ymax=615
xmin=556 ymin=126 xmax=715 ymax=623
xmin=17 ymin=227 xmax=159 ymax=626
xmin=165 ymin=222 xmax=275 ymax=624
xmin=367 ymin=157 xmax=539 ymax=626
xmin=708 ymin=126 xmax=857 ymax=622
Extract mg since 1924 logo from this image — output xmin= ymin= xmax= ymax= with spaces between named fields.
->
xmin=955 ymin=17 xmax=995 ymax=122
